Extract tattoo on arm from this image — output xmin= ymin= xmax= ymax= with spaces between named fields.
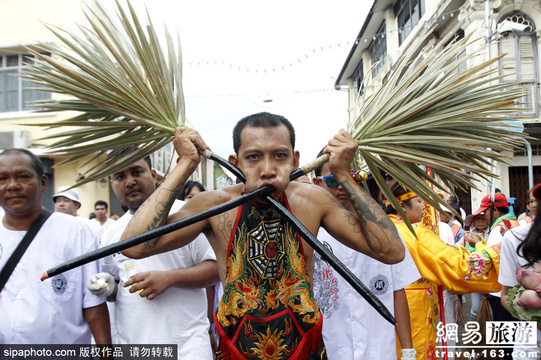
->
xmin=132 ymin=182 xmax=184 ymax=250
xmin=341 ymin=179 xmax=399 ymax=259
xmin=217 ymin=211 xmax=233 ymax=243
xmin=343 ymin=211 xmax=362 ymax=234
xmin=321 ymin=188 xmax=364 ymax=234
xmin=144 ymin=238 xmax=159 ymax=249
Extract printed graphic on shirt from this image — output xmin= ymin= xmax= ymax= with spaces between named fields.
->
xmin=369 ymin=274 xmax=389 ymax=295
xmin=313 ymin=241 xmax=340 ymax=319
xmin=51 ymin=274 xmax=68 ymax=295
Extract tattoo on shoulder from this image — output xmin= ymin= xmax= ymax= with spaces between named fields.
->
xmin=217 ymin=211 xmax=233 ymax=243
xmin=316 ymin=185 xmax=343 ymax=206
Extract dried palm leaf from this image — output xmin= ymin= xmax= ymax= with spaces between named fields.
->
xmin=21 ymin=0 xmax=183 ymax=186
xmin=350 ymin=30 xmax=529 ymax=233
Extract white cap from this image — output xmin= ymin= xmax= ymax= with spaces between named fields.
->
xmin=52 ymin=185 xmax=81 ymax=204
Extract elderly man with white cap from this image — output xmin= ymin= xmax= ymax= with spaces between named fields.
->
xmin=52 ymin=186 xmax=99 ymax=239
xmin=53 ymin=185 xmax=82 ymax=217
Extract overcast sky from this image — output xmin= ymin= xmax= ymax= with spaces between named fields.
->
xmin=109 ymin=0 xmax=370 ymax=163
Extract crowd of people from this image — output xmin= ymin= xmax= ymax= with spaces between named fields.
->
xmin=0 ymin=111 xmax=540 ymax=360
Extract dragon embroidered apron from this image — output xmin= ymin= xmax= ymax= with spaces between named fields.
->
xmin=214 ymin=193 xmax=326 ymax=360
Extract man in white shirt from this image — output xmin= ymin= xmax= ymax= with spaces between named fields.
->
xmin=53 ymin=185 xmax=82 ymax=216
xmin=439 ymin=203 xmax=465 ymax=244
xmin=52 ymin=185 xmax=99 ymax=240
xmin=311 ymin=154 xmax=420 ymax=360
xmin=87 ymin=155 xmax=219 ymax=359
xmin=0 ymin=148 xmax=110 ymax=344
xmin=89 ymin=200 xmax=115 ymax=238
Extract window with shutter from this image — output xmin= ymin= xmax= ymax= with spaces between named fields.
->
xmin=0 ymin=52 xmax=52 ymax=113
xmin=369 ymin=22 xmax=387 ymax=78
xmin=353 ymin=60 xmax=364 ymax=98
xmin=395 ymin=0 xmax=425 ymax=45
xmin=497 ymin=14 xmax=539 ymax=117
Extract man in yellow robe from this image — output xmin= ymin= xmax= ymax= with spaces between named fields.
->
xmin=381 ymin=182 xmax=501 ymax=360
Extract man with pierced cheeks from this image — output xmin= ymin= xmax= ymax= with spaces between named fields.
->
xmin=121 ymin=112 xmax=405 ymax=359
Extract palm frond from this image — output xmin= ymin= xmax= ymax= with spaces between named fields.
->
xmin=351 ymin=30 xmax=530 ymax=234
xmin=20 ymin=0 xmax=182 ymax=186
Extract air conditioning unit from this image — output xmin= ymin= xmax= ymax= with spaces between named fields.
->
xmin=0 ymin=130 xmax=31 ymax=149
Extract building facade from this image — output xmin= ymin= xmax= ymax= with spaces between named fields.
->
xmin=0 ymin=0 xmax=228 ymax=217
xmin=336 ymin=0 xmax=541 ymax=213
xmin=0 ymin=0 xmax=99 ymax=214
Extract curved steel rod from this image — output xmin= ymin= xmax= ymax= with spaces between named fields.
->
xmin=42 ymin=150 xmax=396 ymax=324
xmin=42 ymin=186 xmax=273 ymax=280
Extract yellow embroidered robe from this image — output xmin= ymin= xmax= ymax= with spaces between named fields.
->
xmin=390 ymin=215 xmax=502 ymax=360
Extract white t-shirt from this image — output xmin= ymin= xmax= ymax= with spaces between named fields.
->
xmin=101 ymin=200 xmax=216 ymax=360
xmin=75 ymin=215 xmax=101 ymax=239
xmin=0 ymin=212 xmax=104 ymax=344
xmin=439 ymin=221 xmax=455 ymax=246
xmin=89 ymin=218 xmax=115 ymax=238
xmin=498 ymin=223 xmax=532 ymax=288
xmin=498 ymin=223 xmax=541 ymax=359
xmin=518 ymin=216 xmax=533 ymax=226
xmin=486 ymin=224 xmax=505 ymax=248
xmin=313 ymin=227 xmax=420 ymax=360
